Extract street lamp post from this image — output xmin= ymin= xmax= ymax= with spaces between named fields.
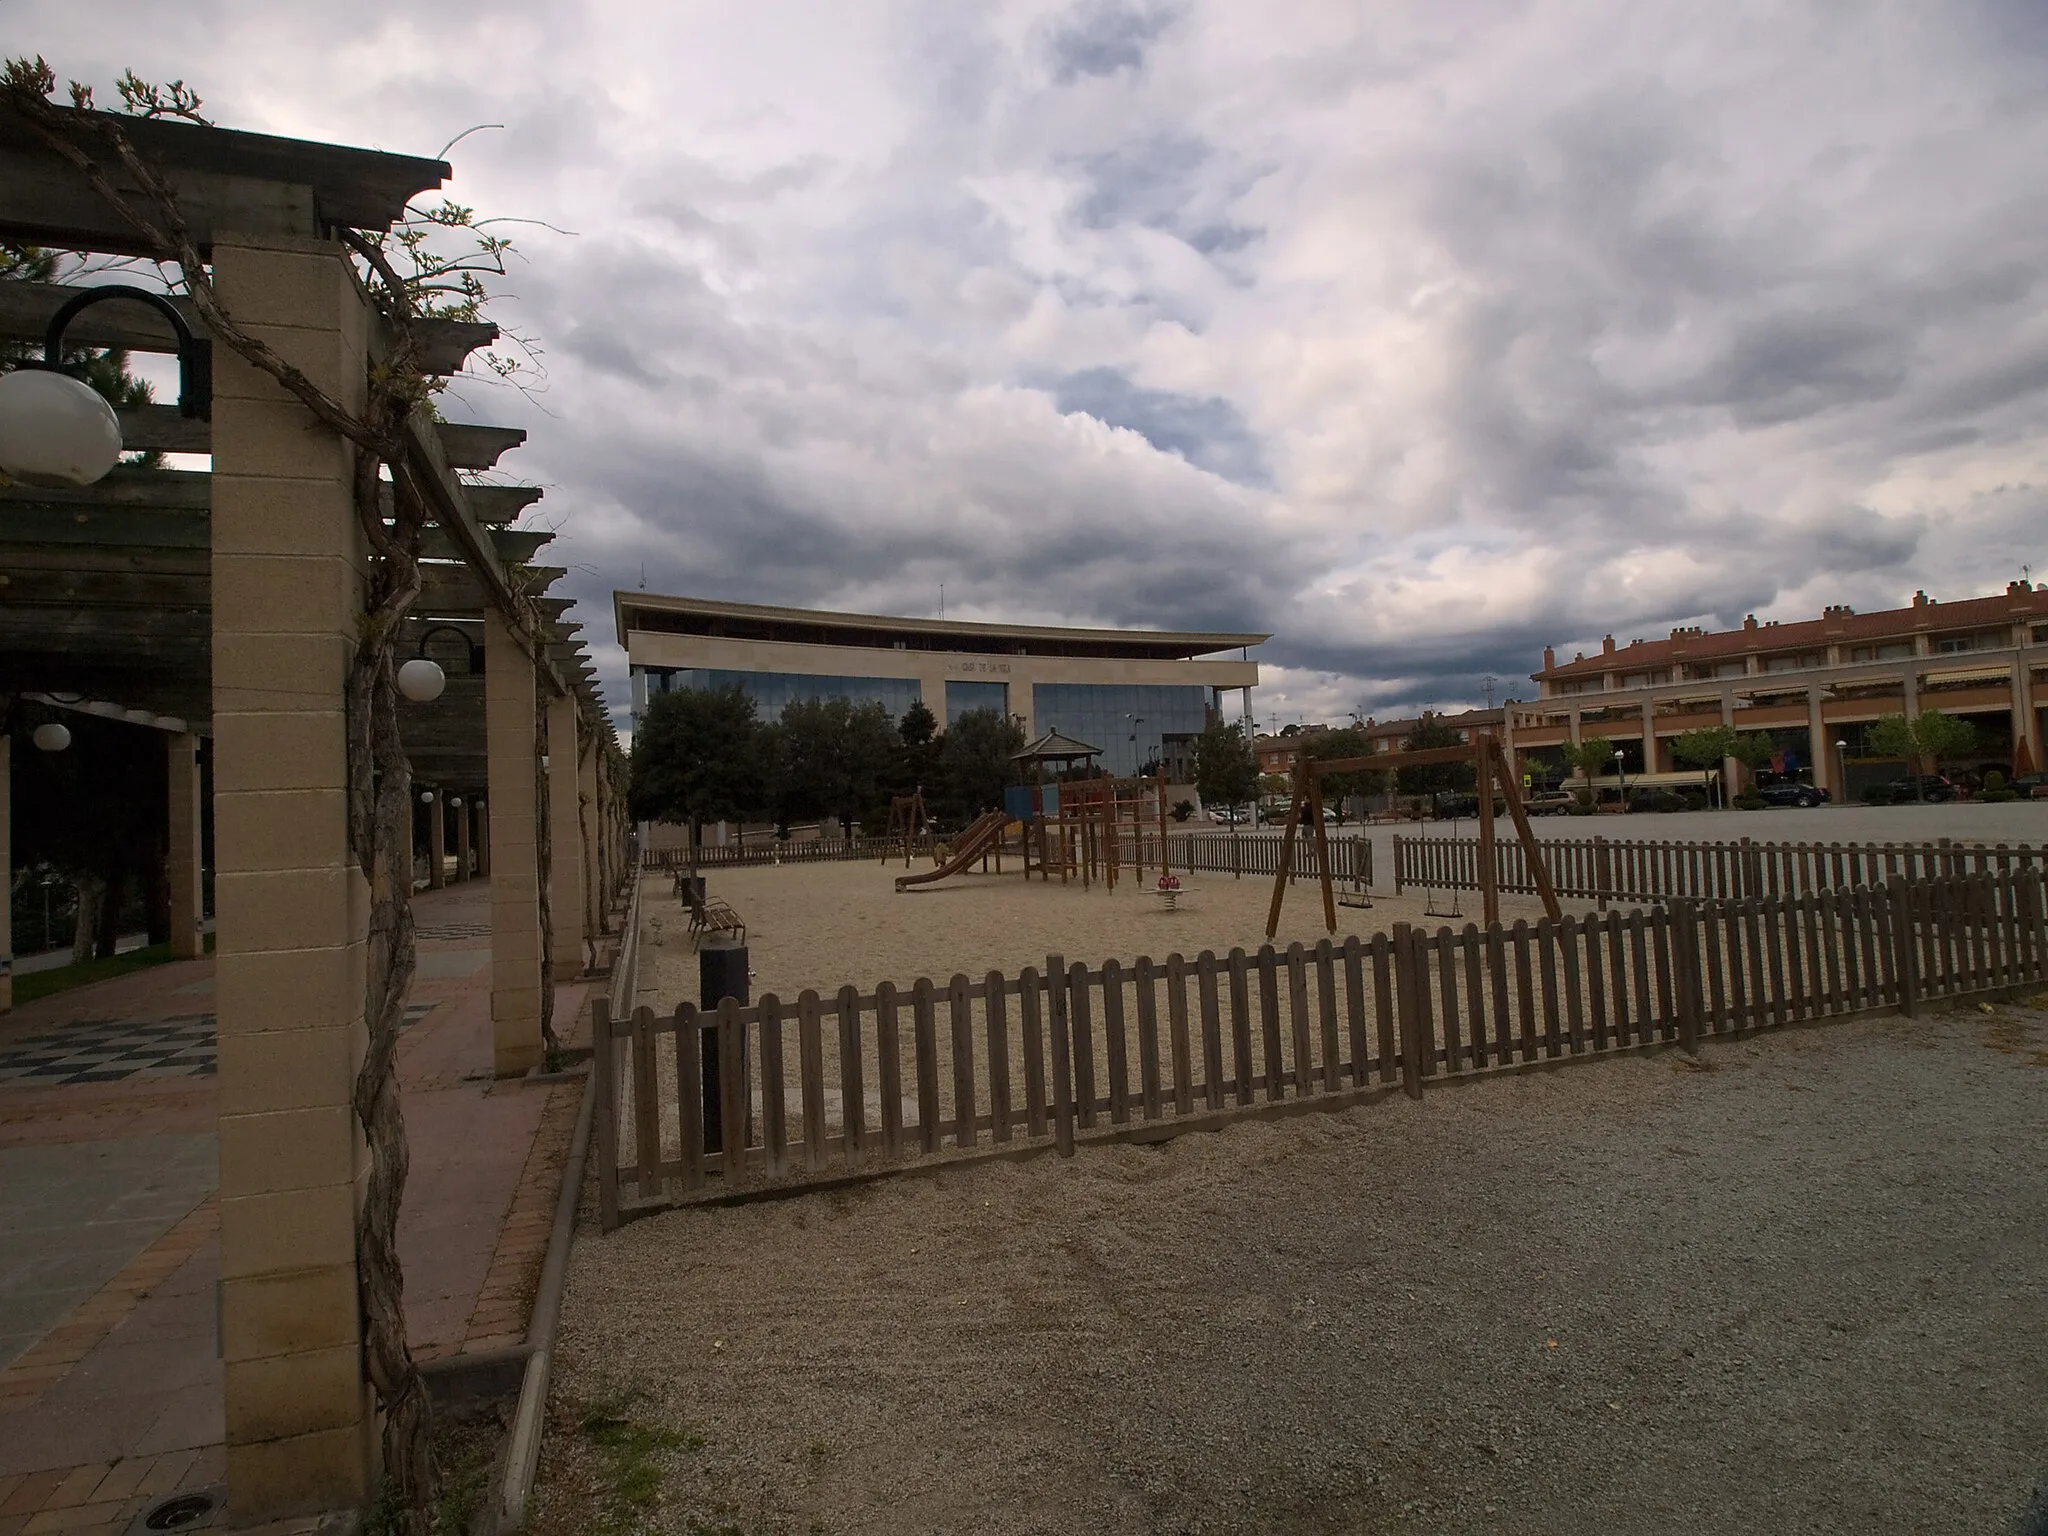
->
xmin=1835 ymin=739 xmax=1850 ymax=804
xmin=1613 ymin=748 xmax=1627 ymax=812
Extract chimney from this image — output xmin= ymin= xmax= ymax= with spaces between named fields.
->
xmin=2009 ymin=580 xmax=2030 ymax=596
xmin=1601 ymin=634 xmax=1616 ymax=655
xmin=1542 ymin=645 xmax=1556 ymax=670
xmin=1913 ymin=590 xmax=1930 ymax=608
xmin=1742 ymin=614 xmax=1759 ymax=631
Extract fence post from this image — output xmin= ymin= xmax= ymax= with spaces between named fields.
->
xmin=1393 ymin=923 xmax=1424 ymax=1100
xmin=1594 ymin=836 xmax=1611 ymax=912
xmin=1393 ymin=835 xmax=1404 ymax=895
xmin=592 ymin=997 xmax=620 ymax=1231
xmin=1672 ymin=901 xmax=1701 ymax=1057
xmin=1887 ymin=875 xmax=1919 ymax=1019
xmin=1046 ymin=952 xmax=1076 ymax=1156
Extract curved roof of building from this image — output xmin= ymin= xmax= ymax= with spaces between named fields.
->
xmin=615 ymin=591 xmax=1268 ymax=663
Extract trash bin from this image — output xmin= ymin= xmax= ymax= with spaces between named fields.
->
xmin=698 ymin=936 xmax=749 ymax=1154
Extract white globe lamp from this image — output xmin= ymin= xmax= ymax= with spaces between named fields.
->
xmin=0 ymin=369 xmax=123 ymax=488
xmin=32 ymin=721 xmax=71 ymax=752
xmin=397 ymin=658 xmax=446 ymax=702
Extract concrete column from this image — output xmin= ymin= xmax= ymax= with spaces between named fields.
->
xmin=476 ymin=798 xmax=491 ymax=878
xmin=547 ymin=695 xmax=584 ymax=979
xmin=1806 ymin=689 xmax=1831 ymax=795
xmin=455 ymin=794 xmax=473 ymax=882
xmin=486 ymin=613 xmax=543 ymax=1076
xmin=2011 ymin=663 xmax=2041 ymax=772
xmin=208 ymin=234 xmax=375 ymax=1520
xmin=1 ymin=734 xmax=11 ymax=1013
xmin=1567 ymin=707 xmax=1582 ymax=746
xmin=168 ymin=732 xmax=205 ymax=959
xmin=1640 ymin=701 xmax=1657 ymax=774
xmin=1720 ymin=693 xmax=1740 ymax=803
xmin=578 ymin=738 xmax=600 ymax=939
xmin=425 ymin=790 xmax=445 ymax=890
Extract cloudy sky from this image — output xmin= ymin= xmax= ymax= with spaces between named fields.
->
xmin=21 ymin=1 xmax=2048 ymax=727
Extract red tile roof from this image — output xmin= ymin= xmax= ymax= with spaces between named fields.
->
xmin=1535 ymin=584 xmax=2048 ymax=681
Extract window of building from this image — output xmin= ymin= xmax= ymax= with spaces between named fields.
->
xmin=944 ymin=679 xmax=1008 ymax=726
xmin=641 ymin=666 xmax=922 ymax=722
xmin=1031 ymin=683 xmax=1209 ymax=778
xmin=1850 ymin=643 xmax=1913 ymax=662
xmin=1762 ymin=653 xmax=1821 ymax=673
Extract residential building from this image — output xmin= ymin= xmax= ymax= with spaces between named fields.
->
xmin=615 ymin=591 xmax=1265 ymax=778
xmin=1515 ymin=582 xmax=2048 ymax=796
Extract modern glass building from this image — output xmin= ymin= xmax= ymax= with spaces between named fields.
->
xmin=617 ymin=591 xmax=1265 ymax=779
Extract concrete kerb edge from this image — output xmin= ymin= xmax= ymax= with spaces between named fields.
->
xmin=492 ymin=1024 xmax=600 ymax=1534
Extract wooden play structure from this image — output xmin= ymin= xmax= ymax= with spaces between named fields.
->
xmin=879 ymin=790 xmax=927 ymax=868
xmin=1020 ymin=768 xmax=1175 ymax=890
xmin=1266 ymin=730 xmax=1562 ymax=936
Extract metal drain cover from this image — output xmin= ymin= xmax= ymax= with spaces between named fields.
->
xmin=127 ymin=1485 xmax=223 ymax=1535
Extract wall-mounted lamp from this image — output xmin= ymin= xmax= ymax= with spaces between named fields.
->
xmin=419 ymin=790 xmax=436 ymax=805
xmin=31 ymin=722 xmax=70 ymax=752
xmin=0 ymin=285 xmax=211 ymax=488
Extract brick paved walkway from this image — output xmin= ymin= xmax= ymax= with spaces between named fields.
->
xmin=0 ymin=880 xmax=594 ymax=1534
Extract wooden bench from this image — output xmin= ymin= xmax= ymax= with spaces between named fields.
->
xmin=676 ymin=875 xmax=746 ymax=945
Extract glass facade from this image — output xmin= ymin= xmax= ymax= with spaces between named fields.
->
xmin=639 ymin=666 xmax=921 ymax=723
xmin=945 ymin=679 xmax=1009 ymax=725
xmin=1031 ymin=683 xmax=1209 ymax=777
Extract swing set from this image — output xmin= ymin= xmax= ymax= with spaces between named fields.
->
xmin=1264 ymin=730 xmax=1562 ymax=938
xmin=879 ymin=790 xmax=927 ymax=868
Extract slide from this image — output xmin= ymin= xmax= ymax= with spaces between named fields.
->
xmin=895 ymin=810 xmax=1009 ymax=890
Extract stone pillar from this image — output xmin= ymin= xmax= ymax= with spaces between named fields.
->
xmin=168 ymin=732 xmax=206 ymax=959
xmin=455 ymin=794 xmax=473 ymax=882
xmin=208 ymin=234 xmax=375 ymax=1520
xmin=425 ymin=790 xmax=445 ymax=891
xmin=547 ymin=695 xmax=584 ymax=979
xmin=578 ymin=738 xmax=601 ymax=939
xmin=1640 ymin=701 xmax=1657 ymax=774
xmin=487 ymin=612 xmax=543 ymax=1076
xmin=1806 ymin=689 xmax=1831 ymax=795
xmin=1 ymin=733 xmax=11 ymax=1013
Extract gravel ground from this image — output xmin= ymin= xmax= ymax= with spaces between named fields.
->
xmin=542 ymin=1002 xmax=2048 ymax=1535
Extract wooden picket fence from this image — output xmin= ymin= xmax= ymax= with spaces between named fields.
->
xmin=592 ymin=867 xmax=2047 ymax=1225
xmin=644 ymin=828 xmax=1371 ymax=884
xmin=1394 ymin=832 xmax=2046 ymax=908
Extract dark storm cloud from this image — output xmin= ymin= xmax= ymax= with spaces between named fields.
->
xmin=20 ymin=1 xmax=2048 ymax=728
xmin=1050 ymin=368 xmax=1270 ymax=486
xmin=1048 ymin=1 xmax=1175 ymax=83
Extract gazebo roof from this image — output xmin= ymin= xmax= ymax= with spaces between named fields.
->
xmin=1012 ymin=730 xmax=1102 ymax=762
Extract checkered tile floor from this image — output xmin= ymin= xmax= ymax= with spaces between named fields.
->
xmin=417 ymin=922 xmax=493 ymax=942
xmin=0 ymin=1003 xmax=438 ymax=1085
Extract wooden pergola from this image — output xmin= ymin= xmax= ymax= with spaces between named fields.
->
xmin=1266 ymin=730 xmax=1562 ymax=936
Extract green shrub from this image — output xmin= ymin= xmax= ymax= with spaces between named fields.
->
xmin=1566 ymin=799 xmax=1598 ymax=817
xmin=1171 ymin=799 xmax=1196 ymax=822
xmin=1861 ymin=784 xmax=1893 ymax=806
xmin=1981 ymin=787 xmax=2019 ymax=803
xmin=1734 ymin=790 xmax=1767 ymax=810
xmin=1632 ymin=789 xmax=1686 ymax=813
xmin=1983 ymin=770 xmax=2007 ymax=792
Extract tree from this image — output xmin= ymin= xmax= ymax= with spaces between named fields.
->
xmin=1867 ymin=710 xmax=1977 ymax=800
xmin=773 ymin=697 xmax=899 ymax=837
xmin=629 ymin=685 xmax=764 ymax=843
xmin=1194 ymin=716 xmax=1257 ymax=813
xmin=1399 ymin=714 xmax=1473 ymax=814
xmin=899 ymin=698 xmax=937 ymax=748
xmin=935 ymin=708 xmax=1024 ymax=823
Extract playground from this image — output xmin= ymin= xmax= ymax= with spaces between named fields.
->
xmin=639 ymin=855 xmax=1566 ymax=1008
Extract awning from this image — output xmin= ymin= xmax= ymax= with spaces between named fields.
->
xmin=1918 ymin=667 xmax=2012 ymax=688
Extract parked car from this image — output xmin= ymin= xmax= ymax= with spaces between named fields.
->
xmin=1758 ymin=782 xmax=1830 ymax=808
xmin=1884 ymin=775 xmax=1956 ymax=803
xmin=1525 ymin=788 xmax=1576 ymax=816
xmin=1209 ymin=805 xmax=1249 ymax=824
xmin=2010 ymin=773 xmax=2048 ymax=800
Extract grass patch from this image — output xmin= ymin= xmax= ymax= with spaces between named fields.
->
xmin=12 ymin=932 xmax=214 ymax=1005
xmin=362 ymin=1403 xmax=509 ymax=1536
xmin=567 ymin=1390 xmax=696 ymax=1535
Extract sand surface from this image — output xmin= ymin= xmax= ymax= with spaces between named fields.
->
xmin=540 ymin=1002 xmax=2048 ymax=1535
xmin=639 ymin=859 xmax=1573 ymax=1008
